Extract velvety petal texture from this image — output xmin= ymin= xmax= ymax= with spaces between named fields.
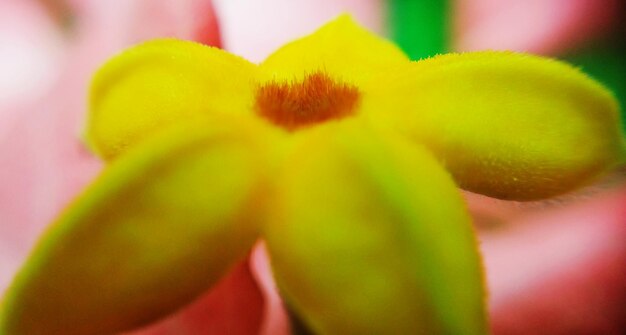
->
xmin=364 ymin=51 xmax=624 ymax=200
xmin=0 ymin=117 xmax=269 ymax=335
xmin=87 ymin=39 xmax=258 ymax=160
xmin=265 ymin=122 xmax=487 ymax=334
xmin=259 ymin=15 xmax=408 ymax=86
xmin=2 ymin=14 xmax=624 ymax=335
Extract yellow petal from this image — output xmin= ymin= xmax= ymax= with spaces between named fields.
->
xmin=364 ymin=51 xmax=625 ymax=200
xmin=259 ymin=14 xmax=409 ymax=86
xmin=87 ymin=39 xmax=258 ymax=160
xmin=264 ymin=122 xmax=487 ymax=334
xmin=0 ymin=115 xmax=270 ymax=335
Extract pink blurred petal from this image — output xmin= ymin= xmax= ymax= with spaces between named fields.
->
xmin=69 ymin=0 xmax=221 ymax=49
xmin=0 ymin=0 xmax=65 ymax=130
xmin=0 ymin=0 xmax=220 ymax=293
xmin=0 ymin=86 xmax=102 ymax=293
xmin=127 ymin=257 xmax=265 ymax=335
xmin=213 ymin=0 xmax=383 ymax=62
xmin=481 ymin=186 xmax=626 ymax=334
xmin=251 ymin=242 xmax=291 ymax=335
xmin=454 ymin=0 xmax=621 ymax=54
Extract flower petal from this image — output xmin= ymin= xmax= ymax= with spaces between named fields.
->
xmin=264 ymin=122 xmax=487 ymax=334
xmin=126 ymin=257 xmax=265 ymax=335
xmin=0 ymin=115 xmax=270 ymax=335
xmin=87 ymin=39 xmax=257 ymax=160
xmin=365 ymin=51 xmax=625 ymax=200
xmin=259 ymin=14 xmax=409 ymax=85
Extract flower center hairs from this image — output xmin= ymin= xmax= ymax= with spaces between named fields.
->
xmin=255 ymin=72 xmax=360 ymax=131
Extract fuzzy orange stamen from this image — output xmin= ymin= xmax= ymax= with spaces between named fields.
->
xmin=255 ymin=72 xmax=360 ymax=131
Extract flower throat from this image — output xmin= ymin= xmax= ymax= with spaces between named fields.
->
xmin=255 ymin=72 xmax=360 ymax=131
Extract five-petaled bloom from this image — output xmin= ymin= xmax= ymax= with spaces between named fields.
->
xmin=1 ymin=15 xmax=624 ymax=335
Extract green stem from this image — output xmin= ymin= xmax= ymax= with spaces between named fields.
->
xmin=387 ymin=0 xmax=450 ymax=60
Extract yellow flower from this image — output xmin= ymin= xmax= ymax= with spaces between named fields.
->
xmin=1 ymin=15 xmax=624 ymax=335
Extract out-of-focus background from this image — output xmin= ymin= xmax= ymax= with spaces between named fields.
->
xmin=0 ymin=1 xmax=624 ymax=334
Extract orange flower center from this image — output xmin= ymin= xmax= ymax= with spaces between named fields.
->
xmin=255 ymin=72 xmax=360 ymax=131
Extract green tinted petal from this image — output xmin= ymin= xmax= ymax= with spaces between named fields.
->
xmin=265 ymin=122 xmax=487 ymax=334
xmin=364 ymin=51 xmax=625 ymax=200
xmin=0 ymin=116 xmax=269 ymax=335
